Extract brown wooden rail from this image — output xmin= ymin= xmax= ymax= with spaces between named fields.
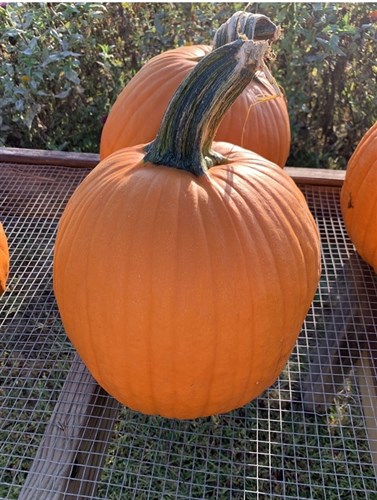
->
xmin=0 ymin=146 xmax=345 ymax=186
xmin=19 ymin=355 xmax=120 ymax=499
xmin=0 ymin=147 xmax=100 ymax=169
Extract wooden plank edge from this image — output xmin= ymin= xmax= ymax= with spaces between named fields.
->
xmin=300 ymin=253 xmax=363 ymax=413
xmin=355 ymin=351 xmax=377 ymax=479
xmin=0 ymin=147 xmax=100 ymax=169
xmin=286 ymin=166 xmax=345 ymax=187
xmin=0 ymin=147 xmax=346 ymax=185
xmin=19 ymin=353 xmax=120 ymax=500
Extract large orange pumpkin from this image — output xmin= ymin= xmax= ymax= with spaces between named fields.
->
xmin=54 ymin=39 xmax=320 ymax=419
xmin=0 ymin=222 xmax=9 ymax=295
xmin=100 ymin=12 xmax=291 ymax=167
xmin=340 ymin=121 xmax=377 ymax=272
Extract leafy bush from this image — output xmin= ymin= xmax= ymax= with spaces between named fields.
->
xmin=264 ymin=2 xmax=377 ymax=168
xmin=0 ymin=2 xmax=376 ymax=168
xmin=0 ymin=3 xmax=229 ymax=152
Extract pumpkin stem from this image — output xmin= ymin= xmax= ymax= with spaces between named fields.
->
xmin=213 ymin=11 xmax=279 ymax=49
xmin=214 ymin=11 xmax=282 ymax=99
xmin=144 ymin=39 xmax=270 ymax=176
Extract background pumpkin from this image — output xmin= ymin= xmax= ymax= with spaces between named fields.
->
xmin=100 ymin=11 xmax=291 ymax=167
xmin=54 ymin=37 xmax=320 ymax=419
xmin=0 ymin=222 xmax=9 ymax=295
xmin=340 ymin=121 xmax=377 ymax=272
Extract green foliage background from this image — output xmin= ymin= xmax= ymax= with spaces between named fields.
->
xmin=0 ymin=2 xmax=376 ymax=168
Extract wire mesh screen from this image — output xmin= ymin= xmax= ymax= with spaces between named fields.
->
xmin=0 ymin=159 xmax=376 ymax=499
xmin=0 ymin=162 xmax=87 ymax=499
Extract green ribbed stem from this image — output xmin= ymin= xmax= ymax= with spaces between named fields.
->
xmin=213 ymin=12 xmax=278 ymax=49
xmin=144 ymin=39 xmax=269 ymax=176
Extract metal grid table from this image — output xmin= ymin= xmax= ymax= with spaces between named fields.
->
xmin=0 ymin=149 xmax=376 ymax=499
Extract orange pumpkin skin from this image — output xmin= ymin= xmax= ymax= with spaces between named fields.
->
xmin=53 ymin=143 xmax=320 ymax=419
xmin=99 ymin=45 xmax=291 ymax=167
xmin=0 ymin=222 xmax=9 ymax=294
xmin=340 ymin=121 xmax=377 ymax=272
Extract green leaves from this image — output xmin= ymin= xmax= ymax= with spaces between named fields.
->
xmin=0 ymin=3 xmax=120 ymax=149
xmin=262 ymin=2 xmax=377 ymax=168
xmin=0 ymin=2 xmax=376 ymax=166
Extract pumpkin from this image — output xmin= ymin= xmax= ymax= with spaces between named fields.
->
xmin=0 ymin=222 xmax=9 ymax=295
xmin=100 ymin=11 xmax=291 ymax=167
xmin=340 ymin=121 xmax=377 ymax=272
xmin=54 ymin=37 xmax=320 ymax=419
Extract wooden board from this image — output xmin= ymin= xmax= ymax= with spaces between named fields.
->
xmin=0 ymin=147 xmax=345 ymax=186
xmin=19 ymin=355 xmax=120 ymax=499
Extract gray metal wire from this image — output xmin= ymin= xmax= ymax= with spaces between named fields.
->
xmin=0 ymin=161 xmax=376 ymax=499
